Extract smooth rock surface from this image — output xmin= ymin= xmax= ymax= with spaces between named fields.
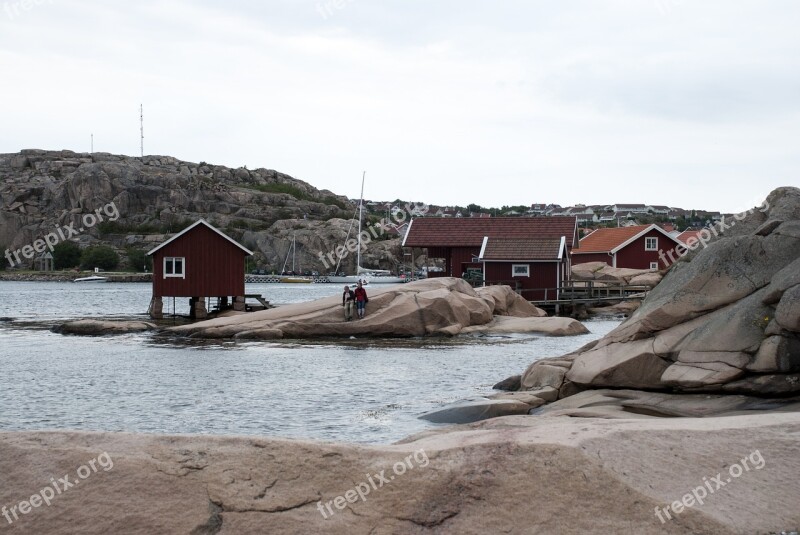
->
xmin=2 ymin=414 xmax=800 ymax=534
xmin=53 ymin=319 xmax=157 ymax=335
xmin=419 ymin=398 xmax=535 ymax=423
xmin=460 ymin=316 xmax=588 ymax=336
xmin=169 ymin=278 xmax=562 ymax=340
xmin=521 ymin=187 xmax=800 ymax=396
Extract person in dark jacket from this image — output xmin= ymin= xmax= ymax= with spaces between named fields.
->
xmin=353 ymin=280 xmax=368 ymax=319
xmin=342 ymin=284 xmax=355 ymax=321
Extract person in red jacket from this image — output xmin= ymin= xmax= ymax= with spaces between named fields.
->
xmin=353 ymin=280 xmax=368 ymax=319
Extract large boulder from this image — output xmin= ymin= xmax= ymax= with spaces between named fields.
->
xmin=474 ymin=285 xmax=547 ymax=317
xmin=571 ymin=262 xmax=663 ymax=288
xmin=518 ymin=187 xmax=800 ymax=398
xmin=460 ymin=316 xmax=588 ymax=336
xmin=53 ymin=319 xmax=157 ymax=335
xmin=168 ymin=278 xmax=578 ymax=340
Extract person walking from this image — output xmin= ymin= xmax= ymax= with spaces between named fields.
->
xmin=354 ymin=280 xmax=368 ymax=319
xmin=342 ymin=284 xmax=355 ymax=321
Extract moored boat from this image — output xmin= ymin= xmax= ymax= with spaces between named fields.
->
xmin=73 ymin=275 xmax=109 ymax=283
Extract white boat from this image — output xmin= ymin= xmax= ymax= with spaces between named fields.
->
xmin=329 ymin=172 xmax=405 ymax=285
xmin=279 ymin=233 xmax=312 ymax=283
xmin=280 ymin=276 xmax=313 ymax=284
xmin=327 ymin=273 xmax=405 ymax=284
xmin=74 ymin=275 xmax=109 ymax=283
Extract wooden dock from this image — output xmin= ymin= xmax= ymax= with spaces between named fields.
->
xmin=525 ymin=281 xmax=648 ymax=313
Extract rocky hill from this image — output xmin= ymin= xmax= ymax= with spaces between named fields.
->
xmin=0 ymin=149 xmax=409 ymax=273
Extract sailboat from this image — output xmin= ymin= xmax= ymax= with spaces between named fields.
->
xmin=327 ymin=172 xmax=405 ymax=285
xmin=280 ymin=233 xmax=312 ymax=283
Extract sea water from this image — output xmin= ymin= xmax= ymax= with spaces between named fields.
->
xmin=0 ymin=282 xmax=620 ymax=444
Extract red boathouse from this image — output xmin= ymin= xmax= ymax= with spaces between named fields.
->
xmin=477 ymin=236 xmax=569 ymax=300
xmin=402 ymin=216 xmax=578 ymax=298
xmin=571 ymin=224 xmax=682 ymax=270
xmin=146 ymin=219 xmax=253 ymax=319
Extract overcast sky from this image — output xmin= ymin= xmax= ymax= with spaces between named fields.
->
xmin=1 ymin=1 xmax=798 ymax=212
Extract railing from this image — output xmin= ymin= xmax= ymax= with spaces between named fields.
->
xmin=474 ymin=279 xmax=649 ymax=303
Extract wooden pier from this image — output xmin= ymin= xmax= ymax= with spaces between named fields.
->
xmin=474 ymin=279 xmax=649 ymax=314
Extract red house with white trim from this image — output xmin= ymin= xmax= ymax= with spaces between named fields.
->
xmin=146 ymin=219 xmax=253 ymax=319
xmin=402 ymin=217 xmax=578 ymax=298
xmin=571 ymin=224 xmax=682 ymax=270
xmin=478 ymin=236 xmax=569 ymax=299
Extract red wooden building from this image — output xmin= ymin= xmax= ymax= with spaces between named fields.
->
xmin=571 ymin=224 xmax=681 ymax=270
xmin=146 ymin=219 xmax=253 ymax=319
xmin=478 ymin=236 xmax=569 ymax=299
xmin=402 ymin=216 xmax=578 ymax=298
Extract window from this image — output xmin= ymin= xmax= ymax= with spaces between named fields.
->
xmin=512 ymin=264 xmax=530 ymax=277
xmin=650 ymin=262 xmax=659 ymax=271
xmin=645 ymin=237 xmax=658 ymax=251
xmin=164 ymin=257 xmax=185 ymax=278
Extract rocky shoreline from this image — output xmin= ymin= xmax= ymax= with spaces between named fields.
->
xmin=0 ymin=272 xmax=151 ymax=283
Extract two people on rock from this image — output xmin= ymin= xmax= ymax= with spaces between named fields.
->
xmin=342 ymin=281 xmax=368 ymax=321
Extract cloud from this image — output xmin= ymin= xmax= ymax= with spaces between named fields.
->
xmin=0 ymin=0 xmax=797 ymax=212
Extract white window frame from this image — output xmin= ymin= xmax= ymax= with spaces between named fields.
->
xmin=164 ymin=256 xmax=186 ymax=279
xmin=645 ymin=237 xmax=658 ymax=251
xmin=649 ymin=262 xmax=659 ymax=271
xmin=512 ymin=264 xmax=530 ymax=277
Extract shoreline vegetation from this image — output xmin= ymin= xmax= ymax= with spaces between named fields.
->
xmin=0 ymin=271 xmax=152 ymax=282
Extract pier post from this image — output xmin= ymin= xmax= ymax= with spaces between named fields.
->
xmin=233 ymin=296 xmax=246 ymax=312
xmin=149 ymin=297 xmax=163 ymax=320
xmin=190 ymin=297 xmax=208 ymax=319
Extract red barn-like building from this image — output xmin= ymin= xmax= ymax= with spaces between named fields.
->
xmin=477 ymin=236 xmax=569 ymax=299
xmin=402 ymin=217 xmax=578 ymax=298
xmin=572 ymin=224 xmax=681 ymax=270
xmin=146 ymin=219 xmax=253 ymax=319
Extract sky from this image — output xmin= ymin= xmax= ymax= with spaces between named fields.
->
xmin=1 ymin=0 xmax=798 ymax=213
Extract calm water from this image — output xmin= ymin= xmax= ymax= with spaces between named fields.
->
xmin=0 ymin=282 xmax=620 ymax=444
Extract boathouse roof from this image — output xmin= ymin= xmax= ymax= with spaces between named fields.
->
xmin=402 ymin=216 xmax=578 ymax=248
xmin=146 ymin=219 xmax=253 ymax=257
xmin=478 ymin=236 xmax=566 ymax=261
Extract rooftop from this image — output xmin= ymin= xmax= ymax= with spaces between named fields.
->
xmin=402 ymin=216 xmax=577 ymax=248
xmin=574 ymin=225 xmax=652 ymax=253
xmin=480 ymin=237 xmax=564 ymax=261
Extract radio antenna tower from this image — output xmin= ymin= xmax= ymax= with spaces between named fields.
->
xmin=139 ymin=104 xmax=144 ymax=157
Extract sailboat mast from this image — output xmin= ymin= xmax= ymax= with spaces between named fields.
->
xmin=356 ymin=171 xmax=365 ymax=273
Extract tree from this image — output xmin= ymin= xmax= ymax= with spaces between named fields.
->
xmin=81 ymin=246 xmax=119 ymax=271
xmin=125 ymin=248 xmax=152 ymax=272
xmin=53 ymin=241 xmax=82 ymax=269
xmin=1 ymin=244 xmax=8 ymax=270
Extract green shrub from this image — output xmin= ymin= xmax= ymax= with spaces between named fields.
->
xmin=125 ymin=248 xmax=152 ymax=272
xmin=322 ymin=196 xmax=348 ymax=210
xmin=242 ymin=182 xmax=312 ymax=201
xmin=81 ymin=246 xmax=119 ymax=271
xmin=53 ymin=241 xmax=82 ymax=269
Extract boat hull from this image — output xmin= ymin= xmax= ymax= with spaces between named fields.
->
xmin=326 ymin=275 xmax=405 ymax=284
xmin=74 ymin=276 xmax=109 ymax=283
xmin=280 ymin=277 xmax=313 ymax=284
